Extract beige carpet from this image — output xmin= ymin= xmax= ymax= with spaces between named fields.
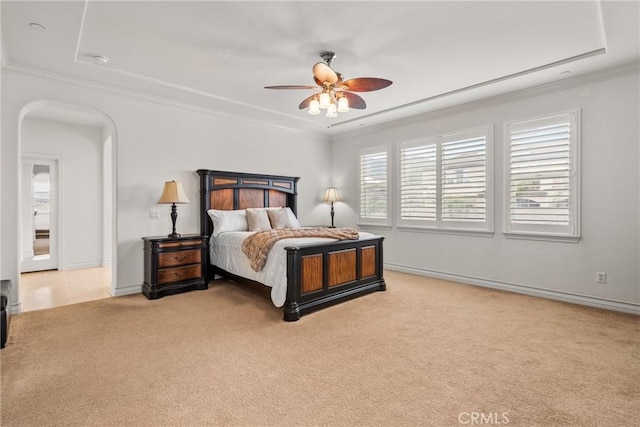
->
xmin=1 ymin=271 xmax=638 ymax=426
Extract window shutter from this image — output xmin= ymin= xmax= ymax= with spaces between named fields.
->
xmin=396 ymin=127 xmax=492 ymax=233
xmin=505 ymin=111 xmax=580 ymax=240
xmin=441 ymin=135 xmax=487 ymax=223
xmin=359 ymin=149 xmax=389 ymax=223
xmin=400 ymin=144 xmax=437 ymax=221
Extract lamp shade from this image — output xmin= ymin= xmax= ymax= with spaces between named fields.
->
xmin=158 ymin=181 xmax=190 ymax=204
xmin=323 ymin=187 xmax=340 ymax=203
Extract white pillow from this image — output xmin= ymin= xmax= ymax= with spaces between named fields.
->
xmin=284 ymin=207 xmax=301 ymax=228
xmin=246 ymin=209 xmax=272 ymax=232
xmin=207 ymin=209 xmax=248 ymax=237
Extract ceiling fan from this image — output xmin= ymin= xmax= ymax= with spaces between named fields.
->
xmin=264 ymin=51 xmax=393 ymax=117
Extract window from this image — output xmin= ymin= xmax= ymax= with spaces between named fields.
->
xmin=504 ymin=110 xmax=580 ymax=241
xmin=358 ymin=146 xmax=390 ymax=226
xmin=397 ymin=127 xmax=493 ymax=233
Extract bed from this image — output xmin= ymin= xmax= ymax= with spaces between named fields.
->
xmin=197 ymin=169 xmax=386 ymax=321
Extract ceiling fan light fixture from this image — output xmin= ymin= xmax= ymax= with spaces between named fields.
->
xmin=326 ymin=103 xmax=338 ymax=118
xmin=265 ymin=51 xmax=392 ymax=118
xmin=337 ymin=96 xmax=349 ymax=113
xmin=309 ymin=99 xmax=321 ymax=115
xmin=319 ymin=92 xmax=331 ymax=109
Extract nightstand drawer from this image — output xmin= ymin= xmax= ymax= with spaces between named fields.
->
xmin=158 ymin=249 xmax=201 ymax=267
xmin=158 ymin=264 xmax=202 ymax=285
xmin=158 ymin=240 xmax=202 ymax=248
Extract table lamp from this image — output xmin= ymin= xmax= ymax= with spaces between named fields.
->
xmin=323 ymin=187 xmax=340 ymax=228
xmin=158 ymin=180 xmax=190 ymax=238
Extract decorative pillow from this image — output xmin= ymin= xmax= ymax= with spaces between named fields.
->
xmin=246 ymin=209 xmax=272 ymax=232
xmin=207 ymin=209 xmax=248 ymax=237
xmin=267 ymin=208 xmax=295 ymax=229
xmin=263 ymin=207 xmax=300 ymax=228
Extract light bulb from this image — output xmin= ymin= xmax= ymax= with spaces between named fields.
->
xmin=319 ymin=92 xmax=331 ymax=109
xmin=337 ymin=96 xmax=349 ymax=112
xmin=326 ymin=103 xmax=338 ymax=117
xmin=308 ymin=99 xmax=321 ymax=115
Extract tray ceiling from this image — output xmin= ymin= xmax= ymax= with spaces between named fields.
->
xmin=2 ymin=1 xmax=638 ymax=135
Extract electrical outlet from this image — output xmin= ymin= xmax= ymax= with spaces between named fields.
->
xmin=149 ymin=210 xmax=160 ymax=219
xmin=596 ymin=272 xmax=607 ymax=284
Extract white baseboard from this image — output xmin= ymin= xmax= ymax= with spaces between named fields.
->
xmin=59 ymin=261 xmax=102 ymax=270
xmin=385 ymin=263 xmax=640 ymax=315
xmin=110 ymin=284 xmax=142 ymax=297
xmin=10 ymin=302 xmax=22 ymax=315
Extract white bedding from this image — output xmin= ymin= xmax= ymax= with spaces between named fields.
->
xmin=209 ymin=230 xmax=377 ymax=307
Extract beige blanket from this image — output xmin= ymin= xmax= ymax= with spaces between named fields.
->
xmin=242 ymin=227 xmax=359 ymax=272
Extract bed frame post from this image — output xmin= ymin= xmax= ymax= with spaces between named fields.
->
xmin=284 ymin=248 xmax=301 ymax=321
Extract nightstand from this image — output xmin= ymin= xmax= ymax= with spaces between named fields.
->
xmin=142 ymin=235 xmax=208 ymax=299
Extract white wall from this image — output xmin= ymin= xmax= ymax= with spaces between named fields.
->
xmin=331 ymin=71 xmax=640 ymax=311
xmin=102 ymin=128 xmax=113 ymax=266
xmin=21 ymin=117 xmax=104 ymax=270
xmin=1 ymin=71 xmax=332 ymax=303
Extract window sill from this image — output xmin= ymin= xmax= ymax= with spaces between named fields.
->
xmin=503 ymin=231 xmax=581 ymax=243
xmin=357 ymin=223 xmax=393 ymax=231
xmin=396 ymin=225 xmax=494 ymax=238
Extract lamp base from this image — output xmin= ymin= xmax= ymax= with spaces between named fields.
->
xmin=168 ymin=203 xmax=180 ymax=239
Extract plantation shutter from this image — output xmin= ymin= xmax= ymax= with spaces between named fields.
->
xmin=400 ymin=144 xmax=437 ymax=222
xmin=506 ymin=111 xmax=580 ymax=240
xmin=441 ymin=135 xmax=487 ymax=223
xmin=359 ymin=148 xmax=389 ymax=224
xmin=397 ymin=128 xmax=491 ymax=232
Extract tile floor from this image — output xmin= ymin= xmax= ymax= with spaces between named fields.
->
xmin=19 ymin=266 xmax=112 ymax=312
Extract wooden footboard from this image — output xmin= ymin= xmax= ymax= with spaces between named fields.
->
xmin=283 ymin=236 xmax=386 ymax=321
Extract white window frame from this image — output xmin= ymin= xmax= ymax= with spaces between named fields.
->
xmin=357 ymin=145 xmax=391 ymax=227
xmin=396 ymin=127 xmax=494 ymax=235
xmin=503 ymin=110 xmax=581 ymax=242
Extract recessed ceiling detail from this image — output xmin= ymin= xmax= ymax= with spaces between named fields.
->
xmin=28 ymin=22 xmax=46 ymax=31
xmin=91 ymin=55 xmax=110 ymax=65
xmin=2 ymin=1 xmax=637 ymax=135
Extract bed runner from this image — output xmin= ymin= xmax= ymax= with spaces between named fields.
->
xmin=242 ymin=227 xmax=359 ymax=272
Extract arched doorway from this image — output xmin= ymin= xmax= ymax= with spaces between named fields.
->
xmin=17 ymin=101 xmax=117 ymax=311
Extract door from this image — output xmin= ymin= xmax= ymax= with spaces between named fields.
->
xmin=21 ymin=157 xmax=59 ymax=272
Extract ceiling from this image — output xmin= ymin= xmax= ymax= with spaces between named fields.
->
xmin=2 ymin=1 xmax=639 ymax=136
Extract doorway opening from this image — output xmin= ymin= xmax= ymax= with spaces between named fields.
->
xmin=33 ymin=166 xmax=51 ymax=258
xmin=17 ymin=101 xmax=117 ymax=313
xmin=21 ymin=157 xmax=59 ymax=273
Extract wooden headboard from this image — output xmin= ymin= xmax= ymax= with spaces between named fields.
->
xmin=196 ymin=169 xmax=300 ymax=238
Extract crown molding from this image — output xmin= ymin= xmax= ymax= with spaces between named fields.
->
xmin=1 ymin=62 xmax=324 ymax=138
xmin=332 ymin=61 xmax=640 ymax=141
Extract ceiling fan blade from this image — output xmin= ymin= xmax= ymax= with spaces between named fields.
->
xmin=264 ymin=85 xmax=318 ymax=90
xmin=298 ymin=95 xmax=316 ymax=109
xmin=341 ymin=78 xmax=393 ymax=92
xmin=312 ymin=62 xmax=339 ymax=85
xmin=342 ymin=92 xmax=367 ymax=109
